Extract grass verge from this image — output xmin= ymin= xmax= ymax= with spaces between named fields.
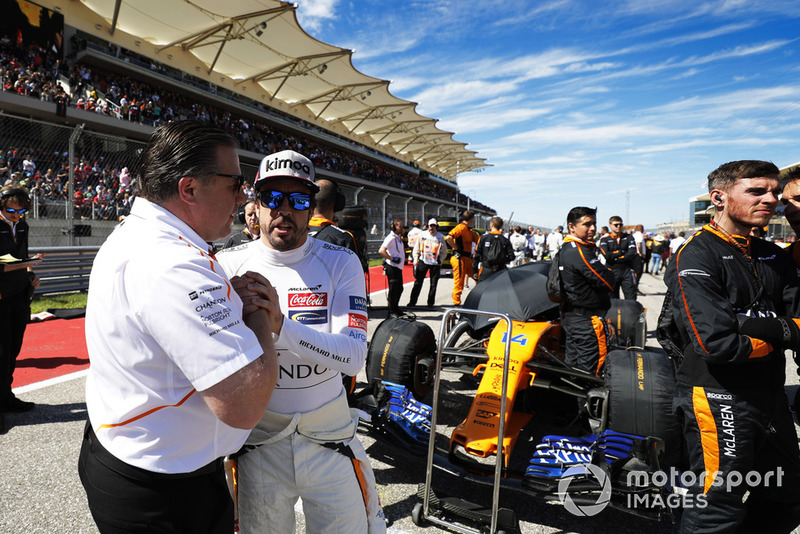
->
xmin=31 ymin=292 xmax=88 ymax=314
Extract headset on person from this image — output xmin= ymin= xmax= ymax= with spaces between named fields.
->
xmin=328 ymin=179 xmax=346 ymax=212
xmin=0 ymin=187 xmax=30 ymax=208
xmin=1 ymin=187 xmax=30 ymax=201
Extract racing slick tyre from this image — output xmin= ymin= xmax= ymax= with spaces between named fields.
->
xmin=366 ymin=316 xmax=436 ymax=400
xmin=604 ymin=349 xmax=682 ymax=467
xmin=607 ymin=298 xmax=646 ymax=349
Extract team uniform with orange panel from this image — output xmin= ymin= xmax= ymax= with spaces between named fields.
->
xmin=665 ymin=222 xmax=800 ymax=533
xmin=558 ymin=235 xmax=616 ymax=375
xmin=448 ymin=220 xmax=480 ymax=306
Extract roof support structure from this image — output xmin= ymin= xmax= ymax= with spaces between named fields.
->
xmin=72 ymin=0 xmax=488 ymax=180
xmin=110 ymin=0 xmax=122 ymax=36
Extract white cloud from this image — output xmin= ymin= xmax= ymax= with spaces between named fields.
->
xmin=439 ymin=107 xmax=551 ymax=134
xmin=501 ymin=123 xmax=711 ymax=146
xmin=295 ymin=0 xmax=340 ymax=32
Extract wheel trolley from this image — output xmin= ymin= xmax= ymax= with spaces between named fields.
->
xmin=412 ymin=308 xmax=516 ymax=534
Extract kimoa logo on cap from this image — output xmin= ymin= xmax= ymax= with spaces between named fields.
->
xmin=263 ymin=156 xmax=311 ymax=177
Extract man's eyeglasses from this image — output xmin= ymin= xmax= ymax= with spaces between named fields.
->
xmin=216 ymin=173 xmax=245 ymax=189
xmin=611 ymin=222 xmax=622 ymax=227
xmin=3 ymin=207 xmax=27 ymax=214
xmin=258 ymin=190 xmax=311 ymax=211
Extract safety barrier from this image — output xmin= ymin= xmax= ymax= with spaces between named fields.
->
xmin=29 ymin=246 xmax=99 ymax=296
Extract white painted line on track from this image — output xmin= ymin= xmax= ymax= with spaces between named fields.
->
xmin=13 ymin=369 xmax=88 ymax=394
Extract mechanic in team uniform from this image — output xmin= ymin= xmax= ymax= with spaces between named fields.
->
xmin=217 ymin=150 xmax=385 ymax=534
xmin=445 ymin=209 xmax=479 ymax=306
xmin=307 ymin=178 xmax=365 ymax=271
xmin=223 ymin=200 xmax=260 ymax=249
xmin=780 ymin=166 xmax=800 ymax=266
xmin=598 ymin=215 xmax=637 ymax=300
xmin=559 ymin=206 xmax=615 ymax=375
xmin=664 ymin=160 xmax=800 ymax=533
xmin=473 ymin=216 xmax=514 ymax=282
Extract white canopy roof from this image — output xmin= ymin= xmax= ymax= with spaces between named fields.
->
xmin=47 ymin=0 xmax=487 ymax=181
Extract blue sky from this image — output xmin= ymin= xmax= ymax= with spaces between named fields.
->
xmin=296 ymin=1 xmax=800 ymax=230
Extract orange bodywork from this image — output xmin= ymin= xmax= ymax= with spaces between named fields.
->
xmin=450 ymin=320 xmax=561 ymax=466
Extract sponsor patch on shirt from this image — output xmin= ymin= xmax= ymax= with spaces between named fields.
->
xmin=349 ymin=330 xmax=367 ymax=342
xmin=678 ymin=268 xmax=710 ymax=277
xmin=322 ymin=242 xmax=353 ymax=254
xmin=188 ymin=285 xmax=223 ymax=301
xmin=348 ymin=313 xmax=368 ymax=331
xmin=288 ymin=284 xmax=322 ymax=292
xmin=288 ymin=292 xmax=327 ymax=307
xmin=289 ymin=310 xmax=327 ymax=324
xmin=349 ymin=296 xmax=367 ymax=312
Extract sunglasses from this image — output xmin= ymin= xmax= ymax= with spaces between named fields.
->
xmin=216 ymin=173 xmax=245 ymax=189
xmin=3 ymin=207 xmax=27 ymax=214
xmin=611 ymin=222 xmax=622 ymax=227
xmin=258 ymin=190 xmax=311 ymax=211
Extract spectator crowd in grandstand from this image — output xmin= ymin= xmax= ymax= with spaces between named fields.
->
xmin=0 ymin=33 xmax=491 ymax=221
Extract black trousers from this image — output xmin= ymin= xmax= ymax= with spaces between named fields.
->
xmin=611 ymin=265 xmax=637 ymax=300
xmin=78 ymin=422 xmax=233 ymax=533
xmin=674 ymin=383 xmax=800 ymax=534
xmin=384 ymin=264 xmax=403 ymax=314
xmin=408 ymin=263 xmax=441 ymax=306
xmin=562 ymin=312 xmax=608 ymax=376
xmin=0 ymin=290 xmax=30 ymax=404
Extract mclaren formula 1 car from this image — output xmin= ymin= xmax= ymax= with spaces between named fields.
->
xmin=352 ymin=262 xmax=683 ymax=533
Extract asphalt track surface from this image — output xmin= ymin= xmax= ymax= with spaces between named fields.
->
xmin=3 ymin=267 xmax=800 ymax=533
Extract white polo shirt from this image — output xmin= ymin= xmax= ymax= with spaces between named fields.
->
xmin=85 ymin=197 xmax=262 ymax=473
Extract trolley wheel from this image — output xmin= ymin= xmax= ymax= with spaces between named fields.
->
xmin=411 ymin=502 xmax=427 ymax=526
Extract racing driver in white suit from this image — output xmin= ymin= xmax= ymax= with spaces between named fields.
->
xmin=218 ymin=150 xmax=385 ymax=533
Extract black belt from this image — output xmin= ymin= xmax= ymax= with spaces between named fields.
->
xmin=85 ymin=421 xmax=224 ymax=480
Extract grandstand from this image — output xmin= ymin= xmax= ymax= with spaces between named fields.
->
xmin=0 ymin=0 xmax=494 ymax=251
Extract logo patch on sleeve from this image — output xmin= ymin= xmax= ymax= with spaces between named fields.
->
xmin=349 ymin=296 xmax=367 ymax=312
xmin=348 ymin=313 xmax=368 ymax=331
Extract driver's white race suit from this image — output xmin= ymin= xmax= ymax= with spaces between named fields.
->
xmin=218 ymin=237 xmax=386 ymax=534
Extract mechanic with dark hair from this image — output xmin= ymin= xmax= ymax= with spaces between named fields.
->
xmin=473 ymin=216 xmax=514 ymax=281
xmin=223 ymin=199 xmax=260 ymax=249
xmin=0 ymin=185 xmax=40 ymax=412
xmin=445 ymin=209 xmax=479 ymax=306
xmin=664 ymin=160 xmax=800 ymax=533
xmin=598 ymin=215 xmax=637 ymax=300
xmin=307 ymin=179 xmax=359 ymax=255
xmin=780 ymin=166 xmax=800 ymax=266
xmin=559 ymin=206 xmax=615 ymax=375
